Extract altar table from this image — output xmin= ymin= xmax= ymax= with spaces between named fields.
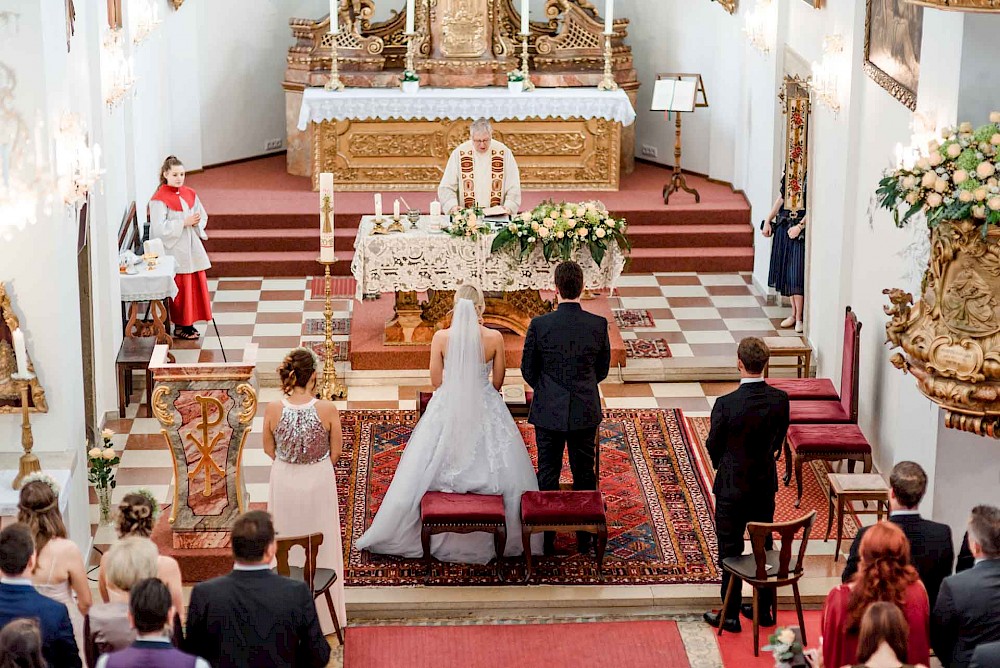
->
xmin=119 ymin=255 xmax=177 ymax=349
xmin=351 ymin=215 xmax=625 ymax=344
xmin=293 ymin=87 xmax=637 ymax=191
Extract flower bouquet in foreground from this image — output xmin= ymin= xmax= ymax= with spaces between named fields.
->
xmin=89 ymin=429 xmax=120 ymax=525
xmin=442 ymin=206 xmax=490 ymax=240
xmin=762 ymin=627 xmax=805 ymax=667
xmin=491 ymin=199 xmax=630 ymax=266
xmin=877 ymin=113 xmax=1000 ymax=228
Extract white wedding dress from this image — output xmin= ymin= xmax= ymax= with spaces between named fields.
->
xmin=355 ymin=298 xmax=542 ymax=563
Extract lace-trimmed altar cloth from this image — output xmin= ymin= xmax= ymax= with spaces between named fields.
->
xmin=350 ymin=216 xmax=625 ymax=300
xmin=296 ymin=87 xmax=637 ymax=131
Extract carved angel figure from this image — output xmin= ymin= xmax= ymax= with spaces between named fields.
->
xmin=941 ymin=267 xmax=999 ymax=335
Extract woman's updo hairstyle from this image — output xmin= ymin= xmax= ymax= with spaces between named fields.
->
xmin=16 ymin=481 xmax=67 ymax=567
xmin=454 ymin=283 xmax=485 ymax=317
xmin=278 ymin=347 xmax=318 ymax=395
xmin=159 ymin=155 xmax=183 ymax=185
xmin=116 ymin=493 xmax=156 ymax=538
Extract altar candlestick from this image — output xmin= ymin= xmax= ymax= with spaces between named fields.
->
xmin=374 ymin=193 xmax=382 ymax=218
xmin=405 ymin=0 xmax=415 ymax=34
xmin=12 ymin=328 xmax=28 ymax=377
xmin=329 ymin=0 xmax=338 ymax=33
xmin=604 ymin=0 xmax=614 ymax=34
xmin=319 ymin=172 xmax=336 ymax=262
xmin=520 ymin=0 xmax=529 ymax=35
xmin=430 ymin=200 xmax=441 ymax=217
xmin=393 ymin=199 xmax=401 ymax=219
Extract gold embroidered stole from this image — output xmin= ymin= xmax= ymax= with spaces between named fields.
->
xmin=459 ymin=146 xmax=505 ymax=208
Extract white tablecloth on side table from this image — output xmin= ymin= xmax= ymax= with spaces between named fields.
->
xmin=118 ymin=255 xmax=178 ymax=302
xmin=297 ymin=86 xmax=637 ymax=131
xmin=0 ymin=469 xmax=71 ymax=517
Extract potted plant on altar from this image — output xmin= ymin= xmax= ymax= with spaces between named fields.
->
xmin=507 ymin=69 xmax=526 ymax=94
xmin=879 ymin=113 xmax=1000 ymax=438
xmin=88 ymin=429 xmax=120 ymax=525
xmin=400 ymin=69 xmax=420 ymax=94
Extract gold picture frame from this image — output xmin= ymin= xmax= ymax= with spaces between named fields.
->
xmin=863 ymin=0 xmax=923 ymax=111
xmin=800 ymin=0 xmax=823 ymax=6
xmin=169 ymin=0 xmax=185 ymax=9
xmin=714 ymin=0 xmax=738 ymax=14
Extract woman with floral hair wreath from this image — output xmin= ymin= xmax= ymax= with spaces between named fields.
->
xmin=18 ymin=475 xmax=92 ymax=660
xmin=263 ymin=346 xmax=346 ymax=636
xmin=96 ymin=490 xmax=184 ymax=622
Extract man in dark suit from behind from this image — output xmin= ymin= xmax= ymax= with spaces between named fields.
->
xmin=841 ymin=461 xmax=953 ymax=608
xmin=185 ymin=511 xmax=331 ymax=668
xmin=0 ymin=523 xmax=81 ymax=667
xmin=702 ymin=338 xmax=790 ymax=633
xmin=932 ymin=504 xmax=1000 ymax=668
xmin=970 ymin=640 xmax=1000 ymax=668
xmin=704 ymin=337 xmax=788 ymax=632
xmin=521 ymin=260 xmax=611 ymax=553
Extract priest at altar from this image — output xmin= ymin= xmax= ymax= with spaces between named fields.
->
xmin=438 ymin=118 xmax=522 ymax=215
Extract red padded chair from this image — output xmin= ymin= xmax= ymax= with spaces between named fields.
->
xmin=787 ymin=308 xmax=861 ymax=424
xmin=420 ymin=492 xmax=508 ymax=581
xmin=783 ymin=423 xmax=873 ymax=508
xmin=766 ymin=376 xmax=839 ymax=400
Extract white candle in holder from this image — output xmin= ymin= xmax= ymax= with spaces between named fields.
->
xmin=374 ymin=193 xmax=382 ymax=218
xmin=430 ymin=200 xmax=441 ymax=217
xmin=405 ymin=0 xmax=415 ymax=34
xmin=12 ymin=328 xmax=28 ymax=377
xmin=604 ymin=0 xmax=614 ymax=34
xmin=319 ymin=172 xmax=336 ymax=262
xmin=393 ymin=199 xmax=401 ymax=219
xmin=329 ymin=0 xmax=338 ymax=33
xmin=520 ymin=0 xmax=529 ymax=35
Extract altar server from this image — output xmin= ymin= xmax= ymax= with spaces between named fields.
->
xmin=149 ymin=155 xmax=212 ymax=341
xmin=438 ymin=118 xmax=522 ymax=215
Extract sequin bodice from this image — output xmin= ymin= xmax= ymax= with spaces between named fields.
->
xmin=274 ymin=399 xmax=330 ymax=464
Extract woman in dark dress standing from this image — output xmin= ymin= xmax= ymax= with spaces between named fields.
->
xmin=762 ymin=173 xmax=807 ymax=333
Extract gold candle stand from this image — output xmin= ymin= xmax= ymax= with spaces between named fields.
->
xmin=325 ymin=30 xmax=345 ymax=91
xmin=519 ymin=35 xmax=535 ymax=92
xmin=316 ymin=260 xmax=347 ymax=400
xmin=597 ymin=34 xmax=618 ymax=91
xmin=11 ymin=376 xmax=41 ymax=489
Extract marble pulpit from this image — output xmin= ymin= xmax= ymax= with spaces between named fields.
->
xmin=149 ymin=344 xmax=258 ymax=549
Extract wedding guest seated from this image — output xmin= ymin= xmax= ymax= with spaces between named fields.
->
xmin=822 ymin=522 xmax=930 ymax=668
xmin=0 ymin=618 xmax=48 ymax=668
xmin=96 ymin=578 xmax=207 ymax=668
xmin=932 ymin=505 xmax=1000 ymax=668
xmin=842 ymin=461 xmax=953 ymax=609
xmin=847 ymin=602 xmax=929 ymax=668
xmin=956 ymin=531 xmax=974 ymax=573
xmin=85 ymin=537 xmax=159 ymax=666
xmin=18 ymin=477 xmax=91 ymax=658
xmin=970 ymin=640 xmax=1000 ymax=668
xmin=0 ymin=523 xmax=81 ymax=667
xmin=98 ymin=493 xmax=184 ymax=620
xmin=185 ymin=511 xmax=331 ymax=668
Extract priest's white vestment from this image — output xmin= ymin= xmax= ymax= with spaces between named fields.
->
xmin=437 ymin=139 xmax=522 ymax=214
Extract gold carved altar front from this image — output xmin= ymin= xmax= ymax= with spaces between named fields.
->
xmin=387 ymin=289 xmax=552 ymax=344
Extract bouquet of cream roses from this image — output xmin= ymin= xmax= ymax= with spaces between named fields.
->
xmin=88 ymin=428 xmax=120 ymax=491
xmin=490 ymin=199 xmax=630 ymax=265
xmin=877 ymin=113 xmax=1000 ymax=228
xmin=762 ymin=627 xmax=804 ymax=665
xmin=442 ymin=206 xmax=490 ymax=240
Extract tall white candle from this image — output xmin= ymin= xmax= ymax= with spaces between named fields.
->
xmin=12 ymin=328 xmax=28 ymax=377
xmin=374 ymin=193 xmax=382 ymax=217
xmin=393 ymin=199 xmax=401 ymax=218
xmin=604 ymin=0 xmax=614 ymax=34
xmin=405 ymin=0 xmax=415 ymax=34
xmin=329 ymin=0 xmax=338 ymax=33
xmin=520 ymin=0 xmax=529 ymax=35
xmin=430 ymin=200 xmax=441 ymax=217
xmin=319 ymin=172 xmax=336 ymax=262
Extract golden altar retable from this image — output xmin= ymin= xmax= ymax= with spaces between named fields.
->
xmin=283 ymin=0 xmax=638 ymax=190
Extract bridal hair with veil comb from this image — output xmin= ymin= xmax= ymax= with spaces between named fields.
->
xmin=454 ymin=283 xmax=484 ymax=316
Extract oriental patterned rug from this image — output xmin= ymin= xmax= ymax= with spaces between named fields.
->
xmin=612 ymin=308 xmax=655 ymax=329
xmin=624 ymin=338 xmax=673 ymax=359
xmin=337 ymin=409 xmax=719 ymax=586
xmin=309 ymin=276 xmax=357 ymax=300
xmin=304 ymin=317 xmax=351 ymax=336
xmin=684 ymin=416 xmax=860 ymax=541
xmin=305 ymin=340 xmax=349 ymax=362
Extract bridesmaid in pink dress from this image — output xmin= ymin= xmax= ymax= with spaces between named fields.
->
xmin=264 ymin=347 xmax=346 ymax=636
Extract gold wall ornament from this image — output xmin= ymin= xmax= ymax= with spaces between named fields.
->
xmin=0 ymin=283 xmax=47 ymax=415
xmin=440 ymin=0 xmax=488 ymax=56
xmin=169 ymin=0 xmax=184 ymax=9
xmin=885 ymin=220 xmax=1000 ymax=437
xmin=713 ymin=0 xmax=738 ymax=14
xmin=236 ymin=383 xmax=257 ymax=425
xmin=150 ymin=384 xmax=175 ymax=425
xmin=906 ymin=0 xmax=1000 ymax=10
xmin=864 ymin=0 xmax=923 ymax=111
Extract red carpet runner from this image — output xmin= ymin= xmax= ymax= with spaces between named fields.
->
xmin=716 ymin=609 xmax=823 ymax=668
xmin=346 ymin=620 xmax=690 ymax=668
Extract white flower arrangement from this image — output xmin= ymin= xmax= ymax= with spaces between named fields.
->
xmin=20 ymin=472 xmax=60 ymax=496
xmin=491 ymin=199 xmax=630 ymax=265
xmin=443 ymin=206 xmax=491 ymax=240
xmin=762 ymin=626 xmax=804 ymax=664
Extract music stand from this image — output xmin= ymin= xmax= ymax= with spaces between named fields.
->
xmin=652 ymin=73 xmax=708 ymax=204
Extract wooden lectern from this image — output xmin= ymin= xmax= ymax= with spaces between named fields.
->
xmin=149 ymin=344 xmax=258 ymax=549
xmin=652 ymin=73 xmax=708 ymax=204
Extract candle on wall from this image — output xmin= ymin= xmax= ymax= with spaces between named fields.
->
xmin=405 ymin=0 xmax=415 ymax=34
xmin=374 ymin=193 xmax=382 ymax=217
xmin=319 ymin=172 xmax=336 ymax=262
xmin=12 ymin=328 xmax=29 ymax=377
xmin=393 ymin=199 xmax=401 ymax=219
xmin=329 ymin=0 xmax=339 ymax=33
xmin=604 ymin=0 xmax=614 ymax=34
xmin=520 ymin=0 xmax=529 ymax=35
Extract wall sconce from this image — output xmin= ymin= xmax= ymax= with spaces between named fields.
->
xmin=130 ymin=0 xmax=161 ymax=45
xmin=744 ymin=0 xmax=777 ymax=55
xmin=102 ymin=28 xmax=135 ymax=109
xmin=809 ymin=34 xmax=844 ymax=113
xmin=53 ymin=113 xmax=103 ymax=207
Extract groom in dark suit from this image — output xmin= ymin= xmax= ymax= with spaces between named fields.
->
xmin=521 ymin=260 xmax=611 ymax=552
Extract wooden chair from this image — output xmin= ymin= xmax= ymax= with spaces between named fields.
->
xmin=274 ymin=533 xmax=344 ymax=645
xmin=718 ymin=511 xmax=817 ymax=657
xmin=115 ymin=336 xmax=156 ymax=417
xmin=420 ymin=492 xmax=507 ymax=581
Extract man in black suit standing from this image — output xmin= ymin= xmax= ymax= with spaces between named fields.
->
xmin=521 ymin=260 xmax=611 ymax=553
xmin=702 ymin=338 xmax=790 ymax=633
xmin=841 ymin=461 xmax=953 ymax=608
xmin=185 ymin=511 xmax=331 ymax=668
xmin=0 ymin=523 xmax=81 ymax=668
xmin=932 ymin=504 xmax=1000 ymax=668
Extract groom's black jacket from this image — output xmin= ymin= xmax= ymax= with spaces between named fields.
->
xmin=521 ymin=302 xmax=611 ymax=431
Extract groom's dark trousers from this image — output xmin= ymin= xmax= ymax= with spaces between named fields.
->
xmin=521 ymin=302 xmax=611 ymax=492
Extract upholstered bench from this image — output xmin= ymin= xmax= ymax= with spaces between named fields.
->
xmin=783 ymin=423 xmax=873 ymax=508
xmin=766 ymin=377 xmax=839 ymax=400
xmin=519 ymin=490 xmax=607 ymax=581
xmin=420 ymin=491 xmax=507 ymax=581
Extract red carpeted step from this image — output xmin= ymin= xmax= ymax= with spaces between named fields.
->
xmin=204 ymin=228 xmax=360 ymax=253
xmin=628 ymin=223 xmax=753 ymax=248
xmin=626 ymin=246 xmax=755 ymax=273
xmin=207 ymin=250 xmax=353 ymax=277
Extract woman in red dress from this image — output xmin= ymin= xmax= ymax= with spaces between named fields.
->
xmin=149 ymin=156 xmax=212 ymax=340
xmin=821 ymin=522 xmax=930 ymax=668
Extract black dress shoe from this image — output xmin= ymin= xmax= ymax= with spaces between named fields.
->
xmin=703 ymin=611 xmax=742 ymax=633
xmin=740 ymin=604 xmax=776 ymax=627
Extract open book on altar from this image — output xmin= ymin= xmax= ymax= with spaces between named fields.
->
xmin=501 ymin=385 xmax=526 ymax=405
xmin=483 ymin=205 xmax=511 ymax=225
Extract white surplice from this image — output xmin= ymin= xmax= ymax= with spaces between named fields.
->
xmin=437 ymin=139 xmax=521 ymax=214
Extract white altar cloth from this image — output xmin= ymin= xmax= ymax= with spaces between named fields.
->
xmin=297 ymin=87 xmax=637 ymax=131
xmin=350 ymin=215 xmax=624 ymax=300
xmin=118 ymin=256 xmax=178 ymax=302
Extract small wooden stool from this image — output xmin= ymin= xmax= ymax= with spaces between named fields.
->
xmin=115 ymin=336 xmax=157 ymax=418
xmin=826 ymin=473 xmax=890 ymax=561
xmin=520 ymin=490 xmax=607 ymax=581
xmin=420 ymin=491 xmax=507 ymax=581
xmin=763 ymin=336 xmax=812 ymax=378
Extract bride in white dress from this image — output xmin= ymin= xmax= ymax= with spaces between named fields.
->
xmin=356 ymin=284 xmax=542 ymax=564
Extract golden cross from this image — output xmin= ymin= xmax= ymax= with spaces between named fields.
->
xmin=185 ymin=395 xmax=226 ymax=497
